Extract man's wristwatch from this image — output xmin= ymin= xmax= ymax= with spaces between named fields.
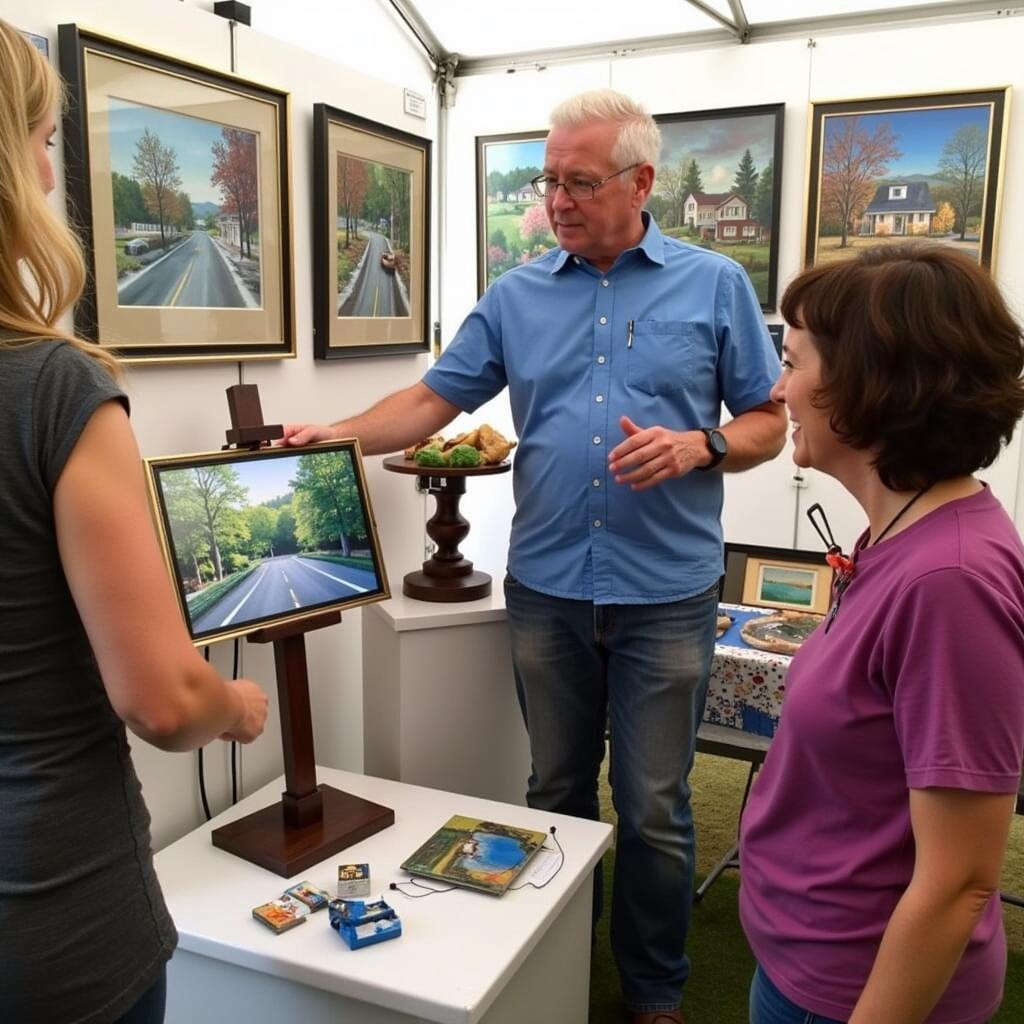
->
xmin=698 ymin=428 xmax=728 ymax=470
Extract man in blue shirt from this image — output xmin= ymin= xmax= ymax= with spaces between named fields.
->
xmin=286 ymin=89 xmax=785 ymax=1024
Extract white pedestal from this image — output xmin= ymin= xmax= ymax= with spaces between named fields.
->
xmin=155 ymin=768 xmax=612 ymax=1024
xmin=362 ymin=597 xmax=531 ymax=805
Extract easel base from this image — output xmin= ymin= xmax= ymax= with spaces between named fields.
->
xmin=403 ymin=569 xmax=492 ymax=602
xmin=210 ymin=784 xmax=394 ymax=877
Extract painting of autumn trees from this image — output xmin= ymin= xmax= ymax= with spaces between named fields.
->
xmin=106 ymin=99 xmax=261 ymax=306
xmin=335 ymin=153 xmax=412 ymax=315
xmin=211 ymin=128 xmax=260 ymax=262
xmin=808 ymin=91 xmax=1007 ymax=268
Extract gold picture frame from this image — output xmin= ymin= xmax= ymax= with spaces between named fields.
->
xmin=58 ymin=25 xmax=295 ymax=363
xmin=144 ymin=440 xmax=389 ymax=646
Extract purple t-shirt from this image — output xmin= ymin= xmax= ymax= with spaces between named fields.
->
xmin=739 ymin=486 xmax=1024 ymax=1024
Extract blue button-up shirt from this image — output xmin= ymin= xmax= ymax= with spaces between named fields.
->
xmin=424 ymin=215 xmax=779 ymax=604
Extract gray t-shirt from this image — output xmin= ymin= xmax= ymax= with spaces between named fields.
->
xmin=0 ymin=336 xmax=176 ymax=1023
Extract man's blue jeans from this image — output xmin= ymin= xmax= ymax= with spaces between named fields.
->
xmin=504 ymin=575 xmax=717 ymax=1013
xmin=749 ymin=966 xmax=846 ymax=1024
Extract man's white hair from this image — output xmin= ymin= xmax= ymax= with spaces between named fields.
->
xmin=549 ymin=89 xmax=662 ymax=167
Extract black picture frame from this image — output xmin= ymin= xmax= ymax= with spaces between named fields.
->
xmin=766 ymin=323 xmax=784 ymax=357
xmin=144 ymin=440 xmax=390 ymax=646
xmin=654 ymin=103 xmax=785 ymax=311
xmin=313 ymin=104 xmax=431 ymax=359
xmin=804 ymin=88 xmax=1009 ymax=270
xmin=57 ymin=24 xmax=294 ymax=364
xmin=475 ymin=129 xmax=549 ymax=297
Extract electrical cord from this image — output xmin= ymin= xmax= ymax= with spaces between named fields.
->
xmin=509 ymin=827 xmax=564 ymax=890
xmin=230 ymin=637 xmax=240 ymax=805
xmin=389 ymin=878 xmax=458 ymax=898
xmin=196 ymin=646 xmax=213 ymax=821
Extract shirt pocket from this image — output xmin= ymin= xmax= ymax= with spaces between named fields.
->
xmin=626 ymin=320 xmax=695 ymax=397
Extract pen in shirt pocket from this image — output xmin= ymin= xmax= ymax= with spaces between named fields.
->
xmin=627 ymin=319 xmax=634 ymax=349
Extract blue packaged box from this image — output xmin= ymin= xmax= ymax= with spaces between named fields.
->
xmin=327 ymin=897 xmax=401 ymax=949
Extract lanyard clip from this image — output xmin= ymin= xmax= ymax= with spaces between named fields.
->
xmin=806 ymin=502 xmax=855 ymax=632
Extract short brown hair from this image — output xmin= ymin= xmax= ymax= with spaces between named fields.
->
xmin=781 ymin=244 xmax=1024 ymax=490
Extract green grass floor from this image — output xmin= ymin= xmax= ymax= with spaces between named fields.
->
xmin=589 ymin=752 xmax=1024 ymax=1023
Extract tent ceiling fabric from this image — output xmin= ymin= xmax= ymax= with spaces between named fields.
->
xmin=386 ymin=0 xmax=996 ymax=70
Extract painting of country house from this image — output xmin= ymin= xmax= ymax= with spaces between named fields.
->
xmin=476 ymin=130 xmax=554 ymax=295
xmin=805 ymin=89 xmax=1009 ymax=268
xmin=653 ymin=104 xmax=784 ymax=311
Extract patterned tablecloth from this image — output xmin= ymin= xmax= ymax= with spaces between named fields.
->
xmin=703 ymin=603 xmax=792 ymax=738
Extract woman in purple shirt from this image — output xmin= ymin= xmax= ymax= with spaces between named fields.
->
xmin=739 ymin=244 xmax=1024 ymax=1024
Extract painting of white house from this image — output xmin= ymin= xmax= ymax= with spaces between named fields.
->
xmin=808 ymin=91 xmax=1008 ymax=267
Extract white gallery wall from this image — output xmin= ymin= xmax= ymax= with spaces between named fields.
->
xmin=441 ymin=12 xmax=1024 ymax=554
xmin=4 ymin=0 xmax=1024 ymax=850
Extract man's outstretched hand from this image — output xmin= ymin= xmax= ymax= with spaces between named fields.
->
xmin=608 ymin=415 xmax=709 ymax=491
xmin=279 ymin=423 xmax=339 ymax=447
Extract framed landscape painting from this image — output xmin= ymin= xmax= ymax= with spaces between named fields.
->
xmin=145 ymin=440 xmax=389 ymax=645
xmin=313 ymin=104 xmax=430 ymax=359
xmin=804 ymin=88 xmax=1009 ymax=269
xmin=476 ymin=130 xmax=554 ymax=296
xmin=720 ymin=543 xmax=832 ymax=616
xmin=653 ymin=104 xmax=784 ymax=311
xmin=58 ymin=25 xmax=294 ymax=363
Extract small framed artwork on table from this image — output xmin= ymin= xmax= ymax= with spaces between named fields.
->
xmin=312 ymin=104 xmax=431 ymax=359
xmin=721 ymin=543 xmax=833 ymax=616
xmin=58 ymin=25 xmax=294 ymax=363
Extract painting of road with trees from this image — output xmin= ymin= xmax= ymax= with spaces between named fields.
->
xmin=336 ymin=154 xmax=411 ymax=318
xmin=108 ymin=99 xmax=261 ymax=308
xmin=154 ymin=448 xmax=382 ymax=639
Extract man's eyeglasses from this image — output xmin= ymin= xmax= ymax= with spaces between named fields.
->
xmin=530 ymin=163 xmax=641 ymax=201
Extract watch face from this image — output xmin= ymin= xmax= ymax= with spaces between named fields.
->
xmin=707 ymin=430 xmax=727 ymax=456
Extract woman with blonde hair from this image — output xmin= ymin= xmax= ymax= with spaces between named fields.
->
xmin=0 ymin=21 xmax=268 ymax=1023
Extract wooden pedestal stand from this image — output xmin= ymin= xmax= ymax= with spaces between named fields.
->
xmin=210 ymin=386 xmax=394 ymax=876
xmin=383 ymin=455 xmax=511 ymax=602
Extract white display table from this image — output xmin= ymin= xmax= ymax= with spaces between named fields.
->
xmin=155 ymin=767 xmax=612 ymax=1024
xmin=363 ymin=594 xmax=532 ymax=805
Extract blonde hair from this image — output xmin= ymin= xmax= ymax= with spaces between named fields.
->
xmin=549 ymin=89 xmax=662 ymax=168
xmin=0 ymin=20 xmax=120 ymax=379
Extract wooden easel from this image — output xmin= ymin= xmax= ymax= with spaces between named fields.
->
xmin=209 ymin=385 xmax=394 ymax=876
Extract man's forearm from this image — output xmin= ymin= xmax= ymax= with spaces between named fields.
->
xmin=330 ymin=382 xmax=461 ymax=455
xmin=720 ymin=402 xmax=787 ymax=472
